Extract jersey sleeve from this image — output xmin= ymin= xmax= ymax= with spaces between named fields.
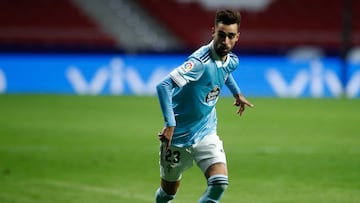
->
xmin=225 ymin=73 xmax=241 ymax=95
xmin=169 ymin=58 xmax=205 ymax=87
xmin=156 ymin=76 xmax=177 ymax=127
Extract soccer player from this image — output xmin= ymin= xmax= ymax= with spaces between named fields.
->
xmin=155 ymin=9 xmax=254 ymax=203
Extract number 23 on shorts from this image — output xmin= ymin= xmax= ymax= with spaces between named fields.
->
xmin=161 ymin=142 xmax=181 ymax=164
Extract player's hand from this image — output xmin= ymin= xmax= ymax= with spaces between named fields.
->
xmin=233 ymin=93 xmax=254 ymax=116
xmin=158 ymin=126 xmax=175 ymax=151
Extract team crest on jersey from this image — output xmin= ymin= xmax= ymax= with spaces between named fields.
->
xmin=205 ymin=86 xmax=220 ymax=104
xmin=182 ymin=61 xmax=194 ymax=72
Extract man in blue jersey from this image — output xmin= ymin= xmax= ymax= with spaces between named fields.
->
xmin=155 ymin=9 xmax=254 ymax=203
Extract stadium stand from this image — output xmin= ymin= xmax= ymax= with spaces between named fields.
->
xmin=0 ymin=0 xmax=358 ymax=55
xmin=136 ymin=0 xmax=359 ymax=55
xmin=72 ymin=0 xmax=183 ymax=53
xmin=136 ymin=0 xmax=214 ymax=50
xmin=0 ymin=0 xmax=117 ymax=51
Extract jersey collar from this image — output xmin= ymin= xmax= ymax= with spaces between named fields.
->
xmin=209 ymin=41 xmax=230 ymax=68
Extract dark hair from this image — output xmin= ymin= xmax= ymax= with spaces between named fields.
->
xmin=215 ymin=9 xmax=241 ymax=27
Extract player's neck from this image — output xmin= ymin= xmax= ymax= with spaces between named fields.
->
xmin=220 ymin=55 xmax=227 ymax=62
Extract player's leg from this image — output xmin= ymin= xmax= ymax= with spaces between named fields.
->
xmin=155 ymin=143 xmax=193 ymax=203
xmin=199 ymin=163 xmax=228 ymax=203
xmin=155 ymin=179 xmax=180 ymax=203
xmin=193 ymin=134 xmax=229 ymax=203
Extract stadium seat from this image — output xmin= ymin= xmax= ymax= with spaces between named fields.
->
xmin=0 ymin=0 xmax=117 ymax=51
xmin=136 ymin=0 xmax=359 ymax=54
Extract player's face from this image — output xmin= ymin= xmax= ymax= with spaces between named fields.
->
xmin=212 ymin=23 xmax=240 ymax=59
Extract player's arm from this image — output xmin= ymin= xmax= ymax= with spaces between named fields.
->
xmin=225 ymin=74 xmax=241 ymax=95
xmin=156 ymin=76 xmax=176 ymax=127
xmin=157 ymin=58 xmax=203 ymax=127
xmin=157 ymin=59 xmax=204 ymax=126
xmin=225 ymin=74 xmax=254 ymax=116
xmin=156 ymin=76 xmax=177 ymax=150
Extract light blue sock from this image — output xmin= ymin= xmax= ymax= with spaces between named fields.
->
xmin=155 ymin=187 xmax=176 ymax=203
xmin=198 ymin=175 xmax=228 ymax=203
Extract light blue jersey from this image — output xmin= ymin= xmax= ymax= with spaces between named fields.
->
xmin=156 ymin=41 xmax=241 ymax=147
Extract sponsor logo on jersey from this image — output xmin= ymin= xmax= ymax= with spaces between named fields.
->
xmin=205 ymin=86 xmax=220 ymax=103
xmin=182 ymin=61 xmax=194 ymax=72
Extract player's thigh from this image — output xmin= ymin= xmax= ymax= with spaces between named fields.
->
xmin=159 ymin=142 xmax=193 ymax=182
xmin=193 ymin=134 xmax=227 ymax=175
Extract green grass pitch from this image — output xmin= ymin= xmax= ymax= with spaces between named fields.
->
xmin=0 ymin=95 xmax=359 ymax=203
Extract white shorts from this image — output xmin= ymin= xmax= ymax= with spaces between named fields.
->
xmin=159 ymin=133 xmax=227 ymax=182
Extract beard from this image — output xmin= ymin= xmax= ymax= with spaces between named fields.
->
xmin=215 ymin=44 xmax=230 ymax=57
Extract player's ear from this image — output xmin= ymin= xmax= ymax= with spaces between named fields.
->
xmin=211 ymin=26 xmax=215 ymax=37
xmin=235 ymin=32 xmax=240 ymax=42
xmin=235 ymin=32 xmax=240 ymax=43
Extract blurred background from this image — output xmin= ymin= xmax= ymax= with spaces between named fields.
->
xmin=0 ymin=0 xmax=359 ymax=98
